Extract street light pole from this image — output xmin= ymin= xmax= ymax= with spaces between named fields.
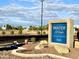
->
xmin=40 ymin=0 xmax=44 ymax=35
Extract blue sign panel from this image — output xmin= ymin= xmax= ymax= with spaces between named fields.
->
xmin=51 ymin=23 xmax=67 ymax=44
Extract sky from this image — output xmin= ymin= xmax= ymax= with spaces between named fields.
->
xmin=0 ymin=0 xmax=79 ymax=27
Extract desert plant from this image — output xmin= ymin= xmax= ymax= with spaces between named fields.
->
xmin=37 ymin=31 xmax=41 ymax=34
xmin=10 ymin=30 xmax=14 ymax=34
xmin=30 ymin=37 xmax=36 ymax=42
xmin=2 ymin=31 xmax=6 ymax=35
xmin=43 ymin=31 xmax=46 ymax=34
xmin=18 ymin=29 xmax=23 ymax=34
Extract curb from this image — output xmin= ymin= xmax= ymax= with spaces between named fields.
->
xmin=11 ymin=47 xmax=71 ymax=59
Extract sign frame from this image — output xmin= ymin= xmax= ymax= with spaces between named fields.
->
xmin=48 ymin=19 xmax=74 ymax=48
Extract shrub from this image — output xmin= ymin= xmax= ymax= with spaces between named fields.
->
xmin=2 ymin=31 xmax=6 ymax=35
xmin=37 ymin=31 xmax=40 ymax=34
xmin=43 ymin=31 xmax=46 ymax=34
xmin=18 ymin=29 xmax=22 ymax=34
xmin=30 ymin=37 xmax=36 ymax=42
xmin=10 ymin=30 xmax=14 ymax=34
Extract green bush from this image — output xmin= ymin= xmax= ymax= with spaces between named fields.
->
xmin=2 ymin=31 xmax=6 ymax=35
xmin=37 ymin=31 xmax=40 ymax=34
xmin=43 ymin=31 xmax=46 ymax=34
xmin=18 ymin=30 xmax=22 ymax=34
xmin=11 ymin=31 xmax=14 ymax=34
xmin=30 ymin=37 xmax=36 ymax=42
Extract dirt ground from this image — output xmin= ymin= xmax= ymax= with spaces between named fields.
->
xmin=0 ymin=42 xmax=79 ymax=59
xmin=18 ymin=42 xmax=79 ymax=59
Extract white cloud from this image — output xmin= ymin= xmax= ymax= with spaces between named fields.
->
xmin=0 ymin=0 xmax=79 ymax=26
xmin=18 ymin=0 xmax=37 ymax=2
xmin=0 ymin=3 xmax=58 ymax=21
xmin=45 ymin=0 xmax=64 ymax=3
xmin=45 ymin=4 xmax=79 ymax=11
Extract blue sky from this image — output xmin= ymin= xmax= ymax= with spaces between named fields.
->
xmin=0 ymin=0 xmax=79 ymax=27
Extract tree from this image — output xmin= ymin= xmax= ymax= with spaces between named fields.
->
xmin=18 ymin=26 xmax=23 ymax=30
xmin=29 ymin=26 xmax=33 ymax=30
xmin=6 ymin=24 xmax=12 ymax=30
xmin=29 ymin=26 xmax=38 ymax=30
xmin=18 ymin=26 xmax=24 ymax=34
xmin=44 ymin=25 xmax=48 ymax=30
xmin=28 ymin=25 xmax=48 ymax=31
xmin=38 ymin=26 xmax=44 ymax=30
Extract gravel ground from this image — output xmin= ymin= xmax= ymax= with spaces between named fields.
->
xmin=17 ymin=43 xmax=79 ymax=59
xmin=0 ymin=50 xmax=57 ymax=59
xmin=1 ymin=43 xmax=79 ymax=59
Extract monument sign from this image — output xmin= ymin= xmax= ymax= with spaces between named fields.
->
xmin=48 ymin=19 xmax=74 ymax=48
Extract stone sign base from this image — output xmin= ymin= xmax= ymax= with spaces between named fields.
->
xmin=75 ymin=41 xmax=79 ymax=48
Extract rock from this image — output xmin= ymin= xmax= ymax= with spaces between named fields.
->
xmin=35 ymin=40 xmax=48 ymax=50
xmin=35 ymin=44 xmax=44 ymax=49
xmin=24 ymin=39 xmax=28 ymax=44
xmin=40 ymin=40 xmax=48 ymax=45
xmin=18 ymin=47 xmax=26 ymax=49
xmin=54 ymin=45 xmax=70 ymax=54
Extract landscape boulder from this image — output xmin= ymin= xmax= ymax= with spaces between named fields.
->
xmin=40 ymin=40 xmax=48 ymax=45
xmin=35 ymin=44 xmax=43 ymax=49
xmin=54 ymin=45 xmax=70 ymax=54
